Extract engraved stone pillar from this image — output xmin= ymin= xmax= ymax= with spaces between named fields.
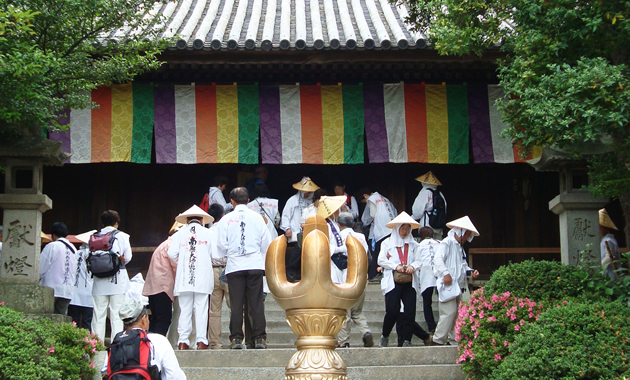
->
xmin=0 ymin=159 xmax=55 ymax=314
xmin=266 ymin=214 xmax=368 ymax=380
xmin=530 ymin=147 xmax=609 ymax=265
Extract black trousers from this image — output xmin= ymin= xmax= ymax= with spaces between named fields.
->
xmin=285 ymin=242 xmax=301 ymax=280
xmin=227 ymin=269 xmax=266 ymax=342
xmin=422 ymin=286 xmax=437 ymax=332
xmin=396 ymin=316 xmax=430 ymax=346
xmin=368 ymin=236 xmax=389 ymax=279
xmin=68 ymin=305 xmax=93 ymax=331
xmin=148 ymin=292 xmax=173 ymax=336
xmin=382 ymin=281 xmax=416 ymax=342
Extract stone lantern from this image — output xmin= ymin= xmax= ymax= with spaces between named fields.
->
xmin=530 ymin=147 xmax=608 ymax=265
xmin=0 ymin=138 xmax=69 ymax=319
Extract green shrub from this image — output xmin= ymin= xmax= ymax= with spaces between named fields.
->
xmin=0 ymin=303 xmax=104 ymax=380
xmin=576 ymin=251 xmax=630 ymax=304
xmin=455 ymin=288 xmax=546 ymax=379
xmin=490 ymin=301 xmax=630 ymax=380
xmin=483 ymin=260 xmax=583 ymax=302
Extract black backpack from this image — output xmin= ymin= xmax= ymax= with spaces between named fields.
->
xmin=87 ymin=230 xmax=123 ymax=278
xmin=106 ymin=329 xmax=160 ymax=380
xmin=426 ymin=189 xmax=447 ymax=229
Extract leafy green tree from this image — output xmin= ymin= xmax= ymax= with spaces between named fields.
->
xmin=0 ymin=0 xmax=171 ymax=142
xmin=404 ymin=0 xmax=630 ymax=241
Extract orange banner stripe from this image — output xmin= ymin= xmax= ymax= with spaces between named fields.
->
xmin=91 ymin=87 xmax=112 ymax=162
xmin=404 ymin=83 xmax=428 ymax=162
xmin=300 ymin=85 xmax=323 ymax=164
xmin=196 ymin=84 xmax=218 ymax=163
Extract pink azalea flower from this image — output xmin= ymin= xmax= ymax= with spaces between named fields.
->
xmin=494 ymin=353 xmax=502 ymax=361
xmin=72 ymin=321 xmax=77 ymax=327
xmin=562 ymin=300 xmax=567 ymax=305
xmin=48 ymin=346 xmax=55 ymax=354
xmin=504 ymin=340 xmax=509 ymax=346
xmin=514 ymin=325 xmax=520 ymax=331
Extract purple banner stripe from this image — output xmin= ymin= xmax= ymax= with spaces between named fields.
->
xmin=154 ymin=84 xmax=176 ymax=164
xmin=363 ymin=84 xmax=389 ymax=163
xmin=468 ymin=84 xmax=494 ymax=163
xmin=49 ymin=110 xmax=72 ymax=163
xmin=259 ymin=84 xmax=282 ymax=164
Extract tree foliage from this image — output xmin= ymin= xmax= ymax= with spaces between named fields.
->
xmin=404 ymin=0 xmax=630 ymax=205
xmin=0 ymin=0 xmax=172 ymax=141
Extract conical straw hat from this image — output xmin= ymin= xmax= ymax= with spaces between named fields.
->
xmin=175 ymin=205 xmax=214 ymax=224
xmin=386 ymin=211 xmax=421 ymax=229
xmin=446 ymin=216 xmax=480 ymax=236
xmin=75 ymin=229 xmax=97 ymax=244
xmin=415 ymin=171 xmax=442 ymax=186
xmin=317 ymin=196 xmax=347 ymax=219
xmin=41 ymin=231 xmax=52 ymax=243
xmin=292 ymin=177 xmax=320 ymax=192
xmin=169 ymin=221 xmax=184 ymax=235
xmin=599 ymin=209 xmax=618 ymax=230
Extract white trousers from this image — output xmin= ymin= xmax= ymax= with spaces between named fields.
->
xmin=433 ymin=295 xmax=460 ymax=345
xmin=177 ymin=292 xmax=209 ymax=345
xmin=92 ymin=294 xmax=125 ymax=342
xmin=336 ymin=291 xmax=370 ymax=345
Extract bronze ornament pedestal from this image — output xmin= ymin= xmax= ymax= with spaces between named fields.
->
xmin=266 ymin=215 xmax=368 ymax=380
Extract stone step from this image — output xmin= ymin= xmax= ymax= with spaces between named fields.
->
xmin=217 ymin=319 xmax=436 ymax=334
xmin=223 ymin=298 xmax=438 ymax=313
xmin=219 ymin=308 xmax=439 ymax=321
xmin=207 ymin=331 xmax=433 ymax=346
xmin=177 ymin=346 xmax=458 ymax=367
xmin=182 ymin=365 xmax=464 ymax=380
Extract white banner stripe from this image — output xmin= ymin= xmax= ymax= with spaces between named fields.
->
xmin=70 ymin=107 xmax=92 ymax=163
xmin=175 ymin=85 xmax=197 ymax=164
xmin=384 ymin=82 xmax=408 ymax=163
xmin=488 ymin=85 xmax=514 ymax=163
xmin=279 ymin=85 xmax=302 ymax=164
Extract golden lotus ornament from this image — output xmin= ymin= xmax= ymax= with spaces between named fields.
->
xmin=266 ymin=214 xmax=368 ymax=380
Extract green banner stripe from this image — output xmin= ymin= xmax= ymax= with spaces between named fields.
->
xmin=342 ymin=84 xmax=365 ymax=164
xmin=131 ymin=83 xmax=154 ymax=163
xmin=447 ymin=84 xmax=469 ymax=164
xmin=238 ymin=84 xmax=260 ymax=164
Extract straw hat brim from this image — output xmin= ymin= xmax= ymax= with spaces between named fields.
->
xmin=169 ymin=221 xmax=184 ymax=235
xmin=599 ymin=209 xmax=618 ymax=230
xmin=41 ymin=231 xmax=52 ymax=243
xmin=175 ymin=205 xmax=214 ymax=224
xmin=386 ymin=211 xmax=421 ymax=229
xmin=317 ymin=196 xmax=347 ymax=219
xmin=414 ymin=171 xmax=442 ymax=186
xmin=446 ymin=216 xmax=480 ymax=236
xmin=75 ymin=229 xmax=97 ymax=244
xmin=292 ymin=177 xmax=320 ymax=192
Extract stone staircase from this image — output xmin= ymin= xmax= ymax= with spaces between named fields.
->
xmin=176 ymin=281 xmax=464 ymax=379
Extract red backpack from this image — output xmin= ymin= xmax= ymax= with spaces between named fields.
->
xmin=106 ymin=329 xmax=159 ymax=380
xmin=199 ymin=193 xmax=210 ymax=213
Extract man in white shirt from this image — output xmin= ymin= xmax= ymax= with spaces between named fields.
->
xmin=208 ymin=176 xmax=233 ymax=213
xmin=432 ymin=216 xmax=480 ymax=346
xmin=214 ymin=187 xmax=272 ymax=349
xmin=104 ymin=297 xmax=187 ymax=380
xmin=334 ymin=212 xmax=373 ymax=348
xmin=360 ymin=189 xmax=397 ymax=280
xmin=248 ymin=183 xmax=280 ymax=239
xmin=281 ymin=177 xmax=320 ymax=281
xmin=333 ymin=182 xmax=360 ymax=220
xmin=599 ymin=208 xmax=621 ymax=280
xmin=412 ymin=171 xmax=447 ymax=240
xmin=68 ymin=229 xmax=96 ymax=330
xmin=91 ymin=210 xmax=133 ymax=342
xmin=168 ymin=205 xmax=215 ymax=350
xmin=39 ymin=221 xmax=78 ymax=315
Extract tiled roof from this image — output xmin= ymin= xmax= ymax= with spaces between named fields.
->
xmin=106 ymin=0 xmax=428 ymax=51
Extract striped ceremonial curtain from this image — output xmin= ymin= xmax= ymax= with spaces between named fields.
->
xmin=49 ymin=82 xmax=539 ymax=165
xmin=259 ymin=84 xmax=364 ymax=164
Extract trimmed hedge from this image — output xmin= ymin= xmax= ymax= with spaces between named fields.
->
xmin=483 ymin=260 xmax=583 ymax=302
xmin=489 ymin=301 xmax=630 ymax=380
